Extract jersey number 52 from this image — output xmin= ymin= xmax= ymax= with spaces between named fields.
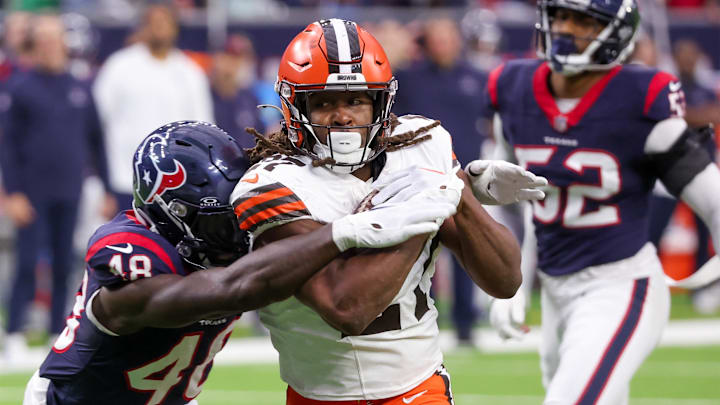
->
xmin=515 ymin=147 xmax=621 ymax=228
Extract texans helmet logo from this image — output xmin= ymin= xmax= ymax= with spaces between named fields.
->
xmin=134 ymin=133 xmax=187 ymax=203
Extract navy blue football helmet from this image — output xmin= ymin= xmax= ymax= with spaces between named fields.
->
xmin=132 ymin=121 xmax=250 ymax=269
xmin=536 ymin=0 xmax=640 ymax=75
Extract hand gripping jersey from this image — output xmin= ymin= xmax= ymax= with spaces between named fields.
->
xmin=230 ymin=115 xmax=460 ymax=401
xmin=484 ymin=60 xmax=688 ymax=276
xmin=39 ymin=211 xmax=238 ymax=405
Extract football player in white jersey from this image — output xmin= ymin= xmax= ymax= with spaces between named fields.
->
xmin=230 ymin=19 xmax=547 ymax=404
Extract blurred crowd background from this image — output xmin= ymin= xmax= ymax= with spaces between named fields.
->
xmin=0 ymin=0 xmax=718 ymax=357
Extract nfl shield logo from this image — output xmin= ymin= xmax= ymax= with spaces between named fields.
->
xmin=553 ymin=115 xmax=568 ymax=133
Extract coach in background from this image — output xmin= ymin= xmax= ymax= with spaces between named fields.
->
xmin=0 ymin=14 xmax=115 ymax=362
xmin=93 ymin=2 xmax=213 ymax=211
xmin=210 ymin=34 xmax=265 ymax=149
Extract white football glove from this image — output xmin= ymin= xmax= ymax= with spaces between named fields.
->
xmin=465 ymin=160 xmax=548 ymax=205
xmin=332 ymin=197 xmax=456 ymax=252
xmin=371 ymin=165 xmax=464 ymax=209
xmin=489 ymin=290 xmax=529 ymax=340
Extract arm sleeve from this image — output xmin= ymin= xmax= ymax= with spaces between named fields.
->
xmin=680 ymin=163 xmax=720 ymax=259
xmin=645 ymin=118 xmax=714 ymax=196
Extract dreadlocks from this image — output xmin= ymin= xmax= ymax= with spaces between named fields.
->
xmin=244 ymin=114 xmax=439 ymax=166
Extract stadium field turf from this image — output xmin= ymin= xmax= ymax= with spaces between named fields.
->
xmin=1 ymin=345 xmax=718 ymax=404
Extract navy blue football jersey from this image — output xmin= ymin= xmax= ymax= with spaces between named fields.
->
xmin=39 ymin=211 xmax=238 ymax=405
xmin=484 ymin=60 xmax=685 ymax=276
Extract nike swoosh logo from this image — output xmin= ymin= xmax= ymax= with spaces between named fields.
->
xmin=106 ymin=243 xmax=133 ymax=254
xmin=241 ymin=173 xmax=259 ymax=184
xmin=402 ymin=390 xmax=428 ymax=404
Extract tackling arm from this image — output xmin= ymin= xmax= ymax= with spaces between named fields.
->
xmin=93 ymin=190 xmax=453 ymax=336
xmin=92 ymin=224 xmax=342 ymax=335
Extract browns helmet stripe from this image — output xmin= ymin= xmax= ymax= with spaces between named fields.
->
xmin=321 ymin=19 xmax=364 ymax=75
xmin=345 ymin=21 xmax=362 ymax=61
xmin=320 ymin=20 xmax=340 ymax=74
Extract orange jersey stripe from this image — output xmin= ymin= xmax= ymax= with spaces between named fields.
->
xmin=239 ymin=200 xmax=309 ymax=230
xmin=234 ymin=187 xmax=295 ymax=217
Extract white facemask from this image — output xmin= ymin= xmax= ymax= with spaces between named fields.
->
xmin=313 ymin=131 xmax=369 ymax=174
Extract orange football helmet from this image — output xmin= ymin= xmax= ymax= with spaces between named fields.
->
xmin=275 ymin=19 xmax=397 ymax=172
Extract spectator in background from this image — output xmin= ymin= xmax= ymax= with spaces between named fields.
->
xmin=0 ymin=11 xmax=34 ymax=202
xmin=93 ymin=2 xmax=213 ymax=210
xmin=229 ymin=34 xmax=283 ymax=134
xmin=673 ymin=39 xmax=720 ymax=127
xmin=210 ymin=34 xmax=265 ymax=148
xmin=0 ymin=14 xmax=114 ymax=362
xmin=1 ymin=11 xmax=34 ymax=70
xmin=368 ymin=19 xmax=419 ymax=72
xmin=461 ymin=8 xmax=503 ymax=75
xmin=393 ymin=16 xmax=489 ymax=346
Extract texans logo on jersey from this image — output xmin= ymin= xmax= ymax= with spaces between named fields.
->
xmin=134 ymin=132 xmax=187 ymax=204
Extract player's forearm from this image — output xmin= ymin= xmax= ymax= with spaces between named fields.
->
xmin=110 ymin=226 xmax=342 ymax=331
xmin=297 ymin=235 xmax=427 ymax=335
xmin=451 ymin=189 xmax=522 ymax=298
xmin=215 ymin=225 xmax=341 ymax=311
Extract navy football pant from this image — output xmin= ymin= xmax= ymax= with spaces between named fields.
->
xmin=6 ymin=198 xmax=79 ymax=334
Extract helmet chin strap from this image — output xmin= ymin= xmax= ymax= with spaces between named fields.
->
xmin=313 ymin=131 xmax=369 ymax=174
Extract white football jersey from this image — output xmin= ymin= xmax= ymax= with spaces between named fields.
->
xmin=230 ymin=115 xmax=461 ymax=400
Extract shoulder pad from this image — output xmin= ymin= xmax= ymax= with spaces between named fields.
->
xmin=85 ymin=231 xmax=182 ymax=286
xmin=231 ymin=160 xmax=311 ymax=233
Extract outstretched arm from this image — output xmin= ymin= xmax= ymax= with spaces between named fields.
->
xmin=439 ymin=171 xmax=522 ymax=298
xmin=93 ymin=224 xmax=341 ymax=335
xmin=92 ymin=194 xmax=451 ymax=336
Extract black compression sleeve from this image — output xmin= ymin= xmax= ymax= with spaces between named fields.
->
xmin=647 ymin=126 xmax=715 ymax=197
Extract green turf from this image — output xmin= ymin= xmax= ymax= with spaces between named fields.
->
xmin=2 ymin=345 xmax=718 ymax=405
